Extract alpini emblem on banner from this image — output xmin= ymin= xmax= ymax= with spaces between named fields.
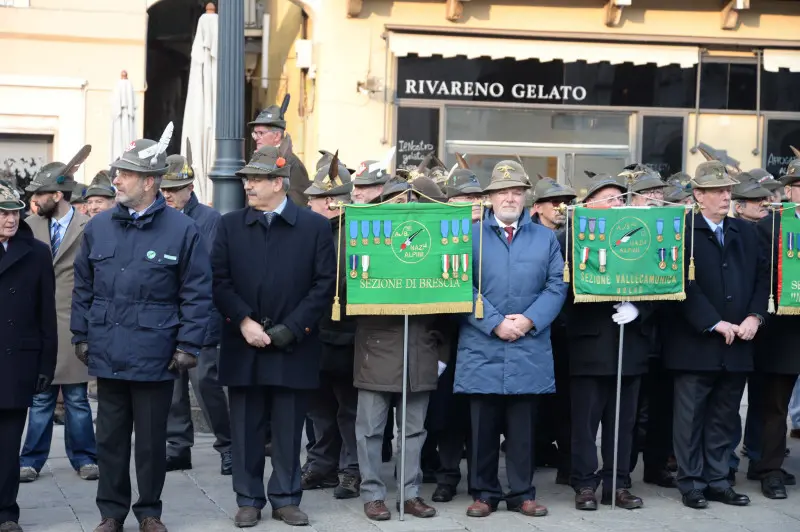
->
xmin=609 ymin=217 xmax=651 ymax=261
xmin=392 ymin=220 xmax=432 ymax=264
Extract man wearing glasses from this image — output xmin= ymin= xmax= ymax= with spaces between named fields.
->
xmin=249 ymin=100 xmax=311 ymax=209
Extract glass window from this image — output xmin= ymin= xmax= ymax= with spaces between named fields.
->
xmin=445 ymin=107 xmax=630 ymax=146
xmin=761 ymin=69 xmax=800 ymax=113
xmin=396 ymin=107 xmax=440 ymax=168
xmin=728 ymin=63 xmax=757 ymax=111
xmin=640 ymin=116 xmax=685 ymax=177
xmin=570 ymin=154 xmax=629 ymax=198
xmin=764 ymin=119 xmax=800 ymax=178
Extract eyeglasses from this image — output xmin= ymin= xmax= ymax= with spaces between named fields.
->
xmin=251 ymin=128 xmax=283 ymax=141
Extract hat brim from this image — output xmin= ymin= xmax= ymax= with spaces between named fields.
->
xmin=630 ymin=182 xmax=667 ymax=193
xmin=759 ymin=180 xmax=783 ymax=191
xmin=584 ymin=182 xmax=627 ymax=201
xmin=84 ymin=188 xmax=116 ymax=199
xmin=353 ymin=175 xmax=390 ymax=186
xmin=483 ymin=181 xmax=531 ymax=193
xmin=780 ymin=174 xmax=800 ymax=186
xmin=304 ymin=183 xmax=354 ymax=197
xmin=248 ymin=119 xmax=287 ymax=129
xmin=446 ymin=185 xmax=483 ymax=198
xmin=0 ymin=199 xmax=25 ymax=211
xmin=235 ymin=165 xmax=290 ymax=178
xmin=160 ymin=177 xmax=195 ymax=189
xmin=110 ymin=158 xmax=168 ymax=175
xmin=690 ymin=176 xmax=740 ymax=188
xmin=535 ymin=192 xmax=577 ymax=203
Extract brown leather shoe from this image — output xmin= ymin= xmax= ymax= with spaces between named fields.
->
xmin=399 ymin=497 xmax=436 ymax=518
xmin=466 ymin=499 xmax=494 ymax=517
xmin=234 ymin=507 xmax=261 ymax=528
xmin=139 ymin=517 xmax=167 ymax=532
xmin=601 ymin=489 xmax=643 ymax=509
xmin=364 ymin=500 xmax=391 ymax=521
xmin=271 ymin=505 xmax=309 ymax=526
xmin=575 ymin=487 xmax=597 ymax=511
xmin=93 ymin=518 xmax=123 ymax=532
xmin=510 ymin=499 xmax=548 ymax=517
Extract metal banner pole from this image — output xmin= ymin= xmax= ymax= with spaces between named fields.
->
xmin=399 ymin=314 xmax=409 ymax=521
xmin=611 ymin=323 xmax=625 ymax=510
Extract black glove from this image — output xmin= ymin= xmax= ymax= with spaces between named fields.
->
xmin=74 ymin=342 xmax=89 ymax=366
xmin=265 ymin=324 xmax=296 ymax=349
xmin=167 ymin=349 xmax=198 ymax=372
xmin=35 ymin=374 xmax=51 ymax=394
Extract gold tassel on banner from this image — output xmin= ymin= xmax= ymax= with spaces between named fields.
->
xmin=768 ymin=206 xmax=777 ymax=314
xmin=563 ymin=203 xmax=570 ymax=283
xmin=687 ymin=205 xmax=696 ymax=281
xmin=475 ymin=201 xmax=486 ymax=319
xmin=331 ymin=202 xmax=344 ymax=321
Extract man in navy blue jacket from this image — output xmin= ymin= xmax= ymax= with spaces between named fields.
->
xmin=160 ymin=153 xmax=232 ymax=477
xmin=71 ymin=135 xmax=212 ymax=532
xmin=211 ymin=145 xmax=336 ymax=528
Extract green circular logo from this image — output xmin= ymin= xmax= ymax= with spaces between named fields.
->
xmin=146 ymin=250 xmax=156 ymax=260
xmin=391 ymin=220 xmax=432 ymax=264
xmin=609 ymin=216 xmax=651 ymax=261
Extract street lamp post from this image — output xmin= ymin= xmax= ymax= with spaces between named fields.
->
xmin=210 ymin=0 xmax=246 ymax=213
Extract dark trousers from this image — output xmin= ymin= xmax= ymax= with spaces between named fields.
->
xmin=752 ymin=373 xmax=799 ymax=478
xmin=630 ymin=358 xmax=673 ymax=475
xmin=469 ymin=394 xmax=538 ymax=506
xmin=0 ymin=409 xmax=27 ymax=524
xmin=166 ymin=346 xmax=232 ymax=458
xmin=306 ymin=372 xmax=358 ymax=476
xmin=95 ymin=378 xmax=173 ymax=523
xmin=673 ymin=372 xmax=746 ymax=494
xmin=570 ymin=375 xmax=641 ymax=491
xmin=229 ymin=386 xmax=308 ymax=510
xmin=537 ymin=327 xmax=571 ymax=472
xmin=425 ymin=362 xmax=469 ymax=488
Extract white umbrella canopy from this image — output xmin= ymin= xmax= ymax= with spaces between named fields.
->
xmin=181 ymin=9 xmax=218 ymax=204
xmin=110 ymin=71 xmax=137 ymax=163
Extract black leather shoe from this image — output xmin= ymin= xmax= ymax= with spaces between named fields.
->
xmin=761 ymin=476 xmax=788 ymax=500
xmin=747 ymin=468 xmax=796 ymax=485
xmin=704 ymin=487 xmax=750 ymax=506
xmin=643 ymin=468 xmax=677 ymax=488
xmin=432 ymin=484 xmax=456 ymax=503
xmin=681 ymin=489 xmax=708 ymax=509
xmin=165 ymin=454 xmax=191 ymax=472
xmin=600 ymin=489 xmax=643 ymax=509
xmin=220 ymin=451 xmax=232 ymax=476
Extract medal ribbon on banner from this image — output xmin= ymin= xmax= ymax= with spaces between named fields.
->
xmin=775 ymin=208 xmax=800 ymax=314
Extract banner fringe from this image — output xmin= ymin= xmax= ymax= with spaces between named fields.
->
xmin=346 ymin=302 xmax=474 ymax=316
xmin=776 ymin=306 xmax=800 ymax=316
xmin=573 ymin=292 xmax=686 ymax=303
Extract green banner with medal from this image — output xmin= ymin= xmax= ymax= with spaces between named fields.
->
xmin=569 ymin=206 xmax=687 ymax=302
xmin=775 ymin=205 xmax=800 ymax=315
xmin=338 ymin=202 xmax=475 ymax=316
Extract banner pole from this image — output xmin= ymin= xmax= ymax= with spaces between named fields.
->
xmin=611 ymin=323 xmax=625 ymax=510
xmin=399 ymin=314 xmax=409 ymax=521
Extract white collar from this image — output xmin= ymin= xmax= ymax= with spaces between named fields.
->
xmin=129 ymin=199 xmax=157 ymax=218
xmin=494 ymin=215 xmax=518 ymax=230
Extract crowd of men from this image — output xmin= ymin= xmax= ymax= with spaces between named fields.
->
xmin=2 ymin=102 xmax=800 ymax=532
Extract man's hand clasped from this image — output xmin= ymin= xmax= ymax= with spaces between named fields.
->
xmin=241 ymin=317 xmax=272 ymax=348
xmin=494 ymin=314 xmax=534 ymax=342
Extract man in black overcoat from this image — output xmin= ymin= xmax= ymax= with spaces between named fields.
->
xmin=558 ymin=175 xmax=649 ymax=511
xmin=211 ymin=145 xmax=336 ymax=528
xmin=751 ymin=159 xmax=800 ymax=499
xmin=661 ymin=161 xmax=769 ymax=510
xmin=0 ymin=180 xmax=57 ymax=532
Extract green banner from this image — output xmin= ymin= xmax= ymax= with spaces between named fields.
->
xmin=777 ymin=205 xmax=800 ymax=315
xmin=341 ymin=202 xmax=474 ymax=316
xmin=570 ymin=205 xmax=687 ymax=302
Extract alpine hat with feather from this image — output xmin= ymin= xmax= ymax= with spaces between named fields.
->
xmin=236 ymin=145 xmax=291 ymax=178
xmin=161 ymin=139 xmax=196 ymax=189
xmin=483 ymin=160 xmax=531 ymax=193
xmin=305 ymin=150 xmax=353 ymax=197
xmin=25 ymin=145 xmax=92 ymax=194
xmin=110 ymin=122 xmax=173 ymax=175
xmin=249 ymin=94 xmax=290 ymax=130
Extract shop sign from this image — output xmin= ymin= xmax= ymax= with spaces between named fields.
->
xmin=402 ymin=80 xmax=587 ymax=102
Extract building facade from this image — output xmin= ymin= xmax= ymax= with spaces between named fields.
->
xmin=294 ymin=0 xmax=800 ymax=195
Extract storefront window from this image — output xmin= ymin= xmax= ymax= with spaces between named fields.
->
xmin=761 ymin=70 xmax=800 ymax=113
xmin=640 ymin=116 xmax=685 ymax=177
xmin=445 ymin=107 xmax=630 ymax=146
xmin=765 ymin=119 xmax=800 ymax=178
xmin=396 ymin=106 xmax=440 ymax=168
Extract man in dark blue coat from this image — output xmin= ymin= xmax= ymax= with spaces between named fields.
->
xmin=211 ymin=145 xmax=336 ymax=528
xmin=160 ymin=153 xmax=232 ymax=476
xmin=0 ymin=180 xmax=57 ymax=532
xmin=71 ymin=133 xmax=213 ymax=532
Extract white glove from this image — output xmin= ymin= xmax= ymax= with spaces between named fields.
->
xmin=437 ymin=361 xmax=447 ymax=378
xmin=612 ymin=302 xmax=639 ymax=325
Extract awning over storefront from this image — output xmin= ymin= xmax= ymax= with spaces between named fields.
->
xmin=388 ymin=33 xmax=700 ymax=68
xmin=764 ymin=49 xmax=800 ymax=73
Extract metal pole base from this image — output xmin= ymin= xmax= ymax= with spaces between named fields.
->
xmin=209 ymin=138 xmax=246 ymax=214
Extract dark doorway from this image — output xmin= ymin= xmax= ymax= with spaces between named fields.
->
xmin=144 ymin=0 xmax=208 ymax=154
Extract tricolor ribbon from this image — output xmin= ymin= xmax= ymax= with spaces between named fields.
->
xmin=598 ymin=248 xmax=607 ymax=273
xmin=580 ymin=247 xmax=589 ymax=270
xmin=461 ymin=253 xmax=469 ymax=281
xmin=441 ymin=254 xmax=450 ymax=279
xmin=671 ymin=245 xmax=679 ymax=270
xmin=451 ymin=254 xmax=460 ymax=276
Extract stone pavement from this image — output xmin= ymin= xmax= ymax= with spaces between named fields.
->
xmin=15 ymin=400 xmax=800 ymax=532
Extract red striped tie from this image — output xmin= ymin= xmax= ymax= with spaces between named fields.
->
xmin=504 ymin=226 xmax=514 ymax=244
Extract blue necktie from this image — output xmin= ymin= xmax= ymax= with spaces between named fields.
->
xmin=50 ymin=222 xmax=62 ymax=257
xmin=132 ymin=212 xmax=140 ymax=220
xmin=715 ymin=226 xmax=724 ymax=247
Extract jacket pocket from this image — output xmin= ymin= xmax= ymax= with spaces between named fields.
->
xmin=137 ymin=308 xmax=180 ymax=330
xmin=89 ymin=241 xmax=116 ymax=262
xmin=87 ymin=302 xmax=107 ymax=325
